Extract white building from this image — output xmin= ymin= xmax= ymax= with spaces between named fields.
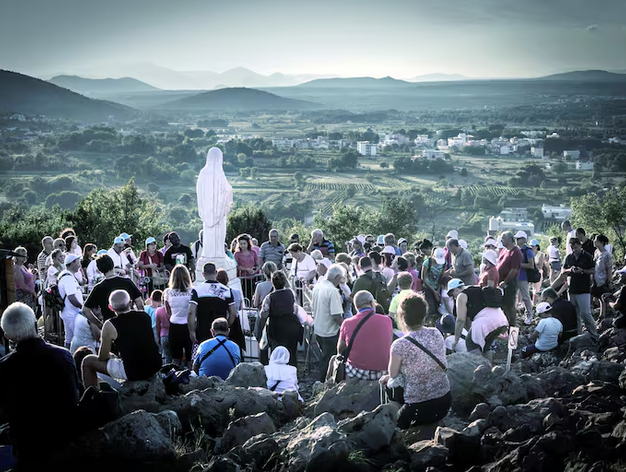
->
xmin=272 ymin=138 xmax=294 ymax=149
xmin=488 ymin=217 xmax=535 ymax=237
xmin=422 ymin=149 xmax=446 ymax=160
xmin=563 ymin=150 xmax=580 ymax=160
xmin=436 ymin=139 xmax=447 ymax=149
xmin=500 ymin=208 xmax=529 ymax=222
xmin=542 ymin=204 xmax=571 ymax=221
xmin=414 ymin=135 xmax=434 ymax=147
xmin=448 ymin=133 xmax=469 ymax=148
xmin=575 ymin=160 xmax=593 ymax=171
xmin=531 ymin=147 xmax=545 ymax=159
xmin=357 ymin=141 xmax=378 ymax=156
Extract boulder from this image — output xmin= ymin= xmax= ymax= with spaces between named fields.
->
xmin=447 ymin=352 xmax=491 ymax=416
xmin=434 ymin=426 xmax=481 ymax=465
xmin=239 ymin=434 xmax=281 ymax=470
xmin=620 ymin=368 xmax=626 ymax=390
xmin=309 ymin=379 xmax=381 ymax=420
xmin=488 ymin=398 xmax=565 ymax=435
xmin=281 ymin=389 xmax=302 ymax=422
xmin=216 ymin=412 xmax=276 ymax=453
xmin=119 ymin=374 xmax=167 ymax=414
xmin=204 ymin=456 xmax=241 ymax=472
xmin=469 ymin=403 xmax=491 ymax=421
xmin=150 ymin=410 xmax=181 ymax=440
xmin=180 ymin=375 xmax=224 ymax=394
xmin=225 ymin=362 xmax=267 ymax=388
xmin=533 ymin=367 xmax=586 ymax=397
xmin=409 ymin=440 xmax=448 ymax=471
xmin=586 ymin=361 xmax=625 ymax=384
xmin=337 ymin=404 xmax=398 ymax=453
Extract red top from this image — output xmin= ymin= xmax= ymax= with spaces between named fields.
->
xmin=496 ymin=246 xmax=522 ymax=283
xmin=139 ymin=250 xmax=164 ymax=277
xmin=479 ymin=265 xmax=500 ymax=288
xmin=340 ymin=308 xmax=393 ymax=372
xmin=235 ymin=250 xmax=258 ymax=278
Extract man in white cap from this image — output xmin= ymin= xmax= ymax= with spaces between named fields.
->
xmin=447 ymin=279 xmax=508 ymax=361
xmin=444 ymin=230 xmax=459 ymax=267
xmin=108 ymin=236 xmax=132 ymax=277
xmin=520 ymin=302 xmax=563 ymax=358
xmin=515 ymin=231 xmax=536 ymax=325
xmin=397 ymin=238 xmax=408 ymax=255
xmin=57 ymin=253 xmax=83 ymax=349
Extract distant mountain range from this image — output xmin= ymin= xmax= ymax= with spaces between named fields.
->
xmin=49 ymin=75 xmax=160 ymax=95
xmin=406 ymin=73 xmax=469 ymax=82
xmin=534 ymin=70 xmax=626 ymax=82
xmin=158 ymin=87 xmax=319 ymax=111
xmin=0 ymin=70 xmax=135 ymax=121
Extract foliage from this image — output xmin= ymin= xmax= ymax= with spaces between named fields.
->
xmin=313 ymin=205 xmax=365 ymax=249
xmin=393 ymin=156 xmax=454 ymax=175
xmin=226 ymin=205 xmax=273 ymax=244
xmin=572 ymin=187 xmax=626 ymax=257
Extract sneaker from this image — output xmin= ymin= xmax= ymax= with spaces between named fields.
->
xmin=524 ymin=316 xmax=533 ymax=325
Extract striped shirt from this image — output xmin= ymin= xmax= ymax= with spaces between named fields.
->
xmin=37 ymin=250 xmax=50 ymax=284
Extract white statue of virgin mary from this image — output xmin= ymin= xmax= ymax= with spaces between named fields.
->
xmin=197 ymin=147 xmax=233 ymax=259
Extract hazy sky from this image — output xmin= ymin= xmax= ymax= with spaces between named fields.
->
xmin=1 ymin=0 xmax=625 ymax=79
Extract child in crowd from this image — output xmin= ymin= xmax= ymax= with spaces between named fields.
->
xmin=521 ymin=302 xmax=563 ymax=358
xmin=144 ymin=290 xmax=162 ymax=341
xmin=155 ymin=300 xmax=172 ymax=364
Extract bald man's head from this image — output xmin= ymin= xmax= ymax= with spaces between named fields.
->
xmin=109 ymin=290 xmax=131 ymax=313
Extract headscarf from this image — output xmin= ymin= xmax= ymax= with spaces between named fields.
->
xmin=264 ymin=346 xmax=296 ymax=382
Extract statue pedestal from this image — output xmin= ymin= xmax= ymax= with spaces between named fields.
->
xmin=195 ymin=255 xmax=242 ymax=293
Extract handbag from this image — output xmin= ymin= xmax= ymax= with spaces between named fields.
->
xmin=325 ymin=309 xmax=375 ymax=384
xmin=148 ymin=254 xmax=169 ymax=286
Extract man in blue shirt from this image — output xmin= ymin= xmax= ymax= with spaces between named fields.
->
xmin=515 ymin=231 xmax=535 ymax=326
xmin=192 ymin=318 xmax=241 ymax=379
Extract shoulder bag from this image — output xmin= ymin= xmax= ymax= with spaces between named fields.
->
xmin=403 ymin=335 xmax=447 ymax=372
xmin=148 ymin=254 xmax=169 ymax=287
xmin=325 ymin=310 xmax=375 ymax=384
xmin=523 ymin=247 xmax=541 ymax=283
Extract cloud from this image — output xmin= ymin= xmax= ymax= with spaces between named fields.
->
xmin=586 ymin=24 xmax=600 ymax=31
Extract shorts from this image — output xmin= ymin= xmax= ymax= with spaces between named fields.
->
xmin=106 ymin=358 xmax=128 ymax=381
xmin=169 ymin=323 xmax=192 ymax=361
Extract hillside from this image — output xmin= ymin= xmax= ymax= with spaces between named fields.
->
xmin=297 ymin=76 xmax=413 ymax=89
xmin=158 ymin=87 xmax=319 ymax=111
xmin=407 ymin=73 xmax=469 ymax=82
xmin=49 ymin=75 xmax=160 ymax=94
xmin=0 ymin=70 xmax=135 ymax=121
xmin=536 ymin=70 xmax=626 ymax=82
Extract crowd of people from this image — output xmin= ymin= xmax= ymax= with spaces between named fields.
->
xmin=1 ymin=220 xmax=625 ymax=469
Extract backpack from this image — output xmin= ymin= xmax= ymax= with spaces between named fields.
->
xmin=522 ymin=247 xmax=541 ymax=283
xmin=43 ymin=271 xmax=72 ymax=311
xmin=370 ymin=272 xmax=391 ymax=312
xmin=481 ymin=286 xmax=503 ymax=309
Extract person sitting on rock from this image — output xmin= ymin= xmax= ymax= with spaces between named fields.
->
xmin=0 ymin=302 xmax=79 ymax=468
xmin=521 ymin=302 xmax=563 ymax=358
xmin=82 ymin=290 xmax=162 ymax=388
xmin=379 ymin=293 xmax=451 ymax=430
xmin=541 ymin=288 xmax=578 ymax=343
xmin=446 ymin=279 xmax=509 ymax=361
xmin=264 ymin=346 xmax=302 ymax=401
xmin=193 ymin=317 xmax=241 ymax=380
xmin=338 ymin=290 xmax=392 ymax=380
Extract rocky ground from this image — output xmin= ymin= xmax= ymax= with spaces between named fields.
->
xmin=36 ymin=308 xmax=626 ymax=472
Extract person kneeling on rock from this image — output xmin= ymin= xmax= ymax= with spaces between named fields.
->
xmin=521 ymin=302 xmax=563 ymax=358
xmin=192 ymin=317 xmax=241 ymax=380
xmin=264 ymin=346 xmax=302 ymax=401
xmin=379 ymin=293 xmax=451 ymax=430
xmin=447 ymin=279 xmax=509 ymax=362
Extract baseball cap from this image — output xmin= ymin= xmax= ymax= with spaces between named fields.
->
xmin=382 ymin=245 xmax=396 ymax=255
xmin=446 ymin=230 xmax=459 ymax=239
xmin=114 ymin=236 xmax=125 ymax=245
xmin=484 ymin=238 xmax=497 ymax=248
xmin=64 ymin=253 xmax=81 ymax=265
xmin=458 ymin=239 xmax=468 ymax=249
xmin=482 ymin=249 xmax=498 ymax=267
xmin=145 ymin=237 xmax=157 ymax=245
xmin=514 ymin=231 xmax=528 ymax=240
xmin=377 ymin=235 xmax=385 ymax=246
xmin=536 ymin=302 xmax=552 ymax=314
xmin=447 ymin=278 xmax=465 ymax=294
xmin=289 ymin=233 xmax=299 ymax=240
xmin=398 ymin=238 xmax=407 ymax=245
xmin=529 ymin=239 xmax=540 ymax=246
xmin=318 ymin=259 xmax=332 ymax=269
xmin=433 ymin=248 xmax=446 ymax=265
xmin=97 ymin=250 xmax=108 ymax=256
xmin=119 ymin=233 xmax=132 ymax=240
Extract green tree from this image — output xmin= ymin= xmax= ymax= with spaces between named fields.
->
xmin=226 ymin=205 xmax=272 ymax=244
xmin=313 ymin=205 xmax=364 ymax=248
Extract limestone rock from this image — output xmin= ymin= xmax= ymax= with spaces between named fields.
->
xmin=216 ymin=412 xmax=276 ymax=453
xmin=225 ymin=362 xmax=267 ymax=388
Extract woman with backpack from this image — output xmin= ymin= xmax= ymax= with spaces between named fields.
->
xmin=379 ymin=293 xmax=451 ymax=429
xmin=421 ymin=248 xmax=449 ymax=317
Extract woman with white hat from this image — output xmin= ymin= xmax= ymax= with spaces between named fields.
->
xmin=530 ymin=239 xmax=547 ymax=303
xmin=479 ymin=250 xmax=499 ymax=288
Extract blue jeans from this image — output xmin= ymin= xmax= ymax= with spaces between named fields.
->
xmin=0 ymin=446 xmax=16 ymax=472
xmin=569 ymin=293 xmax=598 ymax=339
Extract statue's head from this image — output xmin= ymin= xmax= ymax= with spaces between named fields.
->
xmin=207 ymin=147 xmax=223 ymax=166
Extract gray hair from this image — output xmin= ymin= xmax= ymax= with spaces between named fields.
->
xmin=326 ymin=264 xmax=346 ymax=282
xmin=262 ymin=261 xmax=277 ymax=279
xmin=212 ymin=317 xmax=229 ymax=334
xmin=311 ymin=229 xmax=324 ymax=238
xmin=1 ymin=302 xmax=37 ymax=342
xmin=108 ymin=290 xmax=131 ymax=312
xmin=500 ymin=231 xmax=514 ymax=245
xmin=354 ymin=290 xmax=374 ymax=309
xmin=41 ymin=236 xmax=53 ymax=246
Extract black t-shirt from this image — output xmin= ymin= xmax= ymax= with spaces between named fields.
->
xmin=551 ymin=298 xmax=578 ymax=337
xmin=84 ymin=276 xmax=143 ymax=320
xmin=190 ymin=281 xmax=235 ymax=343
xmin=581 ymin=239 xmax=595 ymax=258
xmin=164 ymin=244 xmax=194 ymax=270
xmin=563 ymin=251 xmax=594 ymax=294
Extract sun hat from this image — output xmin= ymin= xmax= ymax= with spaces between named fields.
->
xmin=447 ymin=278 xmax=465 ymax=294
xmin=146 ymin=237 xmax=157 ymax=246
xmin=484 ymin=238 xmax=497 ymax=248
xmin=119 ymin=232 xmax=132 ymax=240
xmin=536 ymin=302 xmax=552 ymax=315
xmin=529 ymin=239 xmax=540 ymax=246
xmin=483 ymin=249 xmax=498 ymax=266
xmin=381 ymin=245 xmax=396 ymax=255
xmin=433 ymin=248 xmax=446 ymax=265
xmin=446 ymin=230 xmax=459 ymax=239
xmin=64 ymin=253 xmax=81 ymax=265
xmin=114 ymin=236 xmax=125 ymax=245
xmin=514 ymin=230 xmax=528 ymax=240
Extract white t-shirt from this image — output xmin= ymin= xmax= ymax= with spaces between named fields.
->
xmin=70 ymin=313 xmax=97 ymax=354
xmin=312 ymin=279 xmax=343 ymax=337
xmin=58 ymin=270 xmax=83 ymax=319
xmin=291 ymin=254 xmax=317 ymax=281
xmin=382 ymin=267 xmax=394 ymax=284
xmin=86 ymin=259 xmax=101 ymax=289
xmin=547 ymin=244 xmax=561 ymax=262
xmin=107 ymin=248 xmax=130 ymax=274
xmin=47 ymin=266 xmax=60 ymax=287
xmin=70 ymin=246 xmax=82 ymax=257
xmin=565 ymin=230 xmax=576 ymax=255
xmin=164 ymin=288 xmax=193 ymax=325
xmin=535 ymin=317 xmax=563 ymax=351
